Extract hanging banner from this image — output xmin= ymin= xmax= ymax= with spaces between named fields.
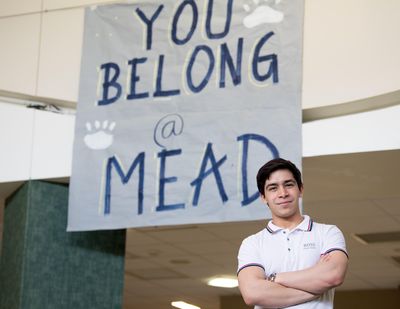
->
xmin=68 ymin=0 xmax=304 ymax=231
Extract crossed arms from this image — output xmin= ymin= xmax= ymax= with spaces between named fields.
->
xmin=238 ymin=250 xmax=348 ymax=308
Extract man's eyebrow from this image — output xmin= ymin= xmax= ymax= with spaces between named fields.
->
xmin=265 ymin=182 xmax=277 ymax=188
xmin=265 ymin=179 xmax=296 ymax=188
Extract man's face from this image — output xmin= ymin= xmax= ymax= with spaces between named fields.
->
xmin=260 ymin=169 xmax=303 ymax=220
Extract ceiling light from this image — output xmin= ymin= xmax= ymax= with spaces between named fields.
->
xmin=207 ymin=277 xmax=238 ymax=288
xmin=171 ymin=301 xmax=200 ymax=309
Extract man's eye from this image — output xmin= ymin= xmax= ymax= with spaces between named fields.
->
xmin=268 ymin=187 xmax=277 ymax=191
xmin=286 ymin=182 xmax=295 ymax=187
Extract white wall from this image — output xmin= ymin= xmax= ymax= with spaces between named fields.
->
xmin=0 ymin=0 xmax=400 ymax=108
xmin=0 ymin=13 xmax=41 ymax=95
xmin=302 ymin=104 xmax=400 ymax=157
xmin=36 ymin=8 xmax=84 ymax=101
xmin=0 ymin=102 xmax=75 ymax=183
xmin=303 ymin=0 xmax=400 ymax=108
xmin=0 ymin=103 xmax=35 ymax=181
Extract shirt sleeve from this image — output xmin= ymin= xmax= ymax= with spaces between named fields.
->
xmin=321 ymin=224 xmax=348 ymax=258
xmin=237 ymin=234 xmax=265 ymax=275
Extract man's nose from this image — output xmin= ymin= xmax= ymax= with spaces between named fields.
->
xmin=278 ymin=186 xmax=288 ymax=197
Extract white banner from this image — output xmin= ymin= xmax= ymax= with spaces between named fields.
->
xmin=68 ymin=0 xmax=304 ymax=231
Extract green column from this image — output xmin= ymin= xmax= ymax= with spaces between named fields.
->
xmin=0 ymin=181 xmax=126 ymax=309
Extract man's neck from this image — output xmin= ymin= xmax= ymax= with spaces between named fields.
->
xmin=272 ymin=215 xmax=304 ymax=231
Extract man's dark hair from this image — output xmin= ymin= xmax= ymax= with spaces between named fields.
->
xmin=256 ymin=158 xmax=303 ymax=196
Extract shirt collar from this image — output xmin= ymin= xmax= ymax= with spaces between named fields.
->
xmin=297 ymin=215 xmax=313 ymax=232
xmin=266 ymin=215 xmax=313 ymax=233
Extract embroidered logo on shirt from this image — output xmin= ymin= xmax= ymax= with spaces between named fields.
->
xmin=303 ymin=242 xmax=316 ymax=249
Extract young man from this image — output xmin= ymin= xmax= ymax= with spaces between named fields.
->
xmin=237 ymin=158 xmax=348 ymax=308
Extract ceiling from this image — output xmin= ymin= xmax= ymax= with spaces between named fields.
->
xmin=0 ymin=150 xmax=399 ymax=309
xmin=122 ymin=150 xmax=400 ymax=309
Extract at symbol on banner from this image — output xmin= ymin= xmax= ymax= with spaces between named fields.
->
xmin=153 ymin=114 xmax=184 ymax=148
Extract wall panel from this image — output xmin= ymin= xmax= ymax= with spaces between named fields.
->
xmin=0 ymin=14 xmax=41 ymax=95
xmin=0 ymin=0 xmax=42 ymax=17
xmin=30 ymin=109 xmax=75 ymax=180
xmin=36 ymin=9 xmax=84 ymax=102
xmin=0 ymin=103 xmax=34 ymax=182
xmin=302 ymin=0 xmax=400 ymax=108
xmin=43 ymin=0 xmax=116 ymax=11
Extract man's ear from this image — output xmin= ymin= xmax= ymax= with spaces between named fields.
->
xmin=260 ymin=193 xmax=269 ymax=207
xmin=299 ymin=185 xmax=304 ymax=197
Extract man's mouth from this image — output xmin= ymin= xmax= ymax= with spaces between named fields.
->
xmin=278 ymin=200 xmax=292 ymax=206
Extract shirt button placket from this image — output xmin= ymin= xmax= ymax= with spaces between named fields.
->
xmin=285 ymin=230 xmax=291 ymax=252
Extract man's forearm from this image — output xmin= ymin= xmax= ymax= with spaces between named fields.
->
xmin=240 ymin=278 xmax=319 ymax=308
xmin=275 ymin=268 xmax=331 ymax=295
xmin=274 ymin=253 xmax=348 ymax=294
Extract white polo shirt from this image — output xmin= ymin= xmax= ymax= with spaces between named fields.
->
xmin=237 ymin=215 xmax=348 ymax=309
